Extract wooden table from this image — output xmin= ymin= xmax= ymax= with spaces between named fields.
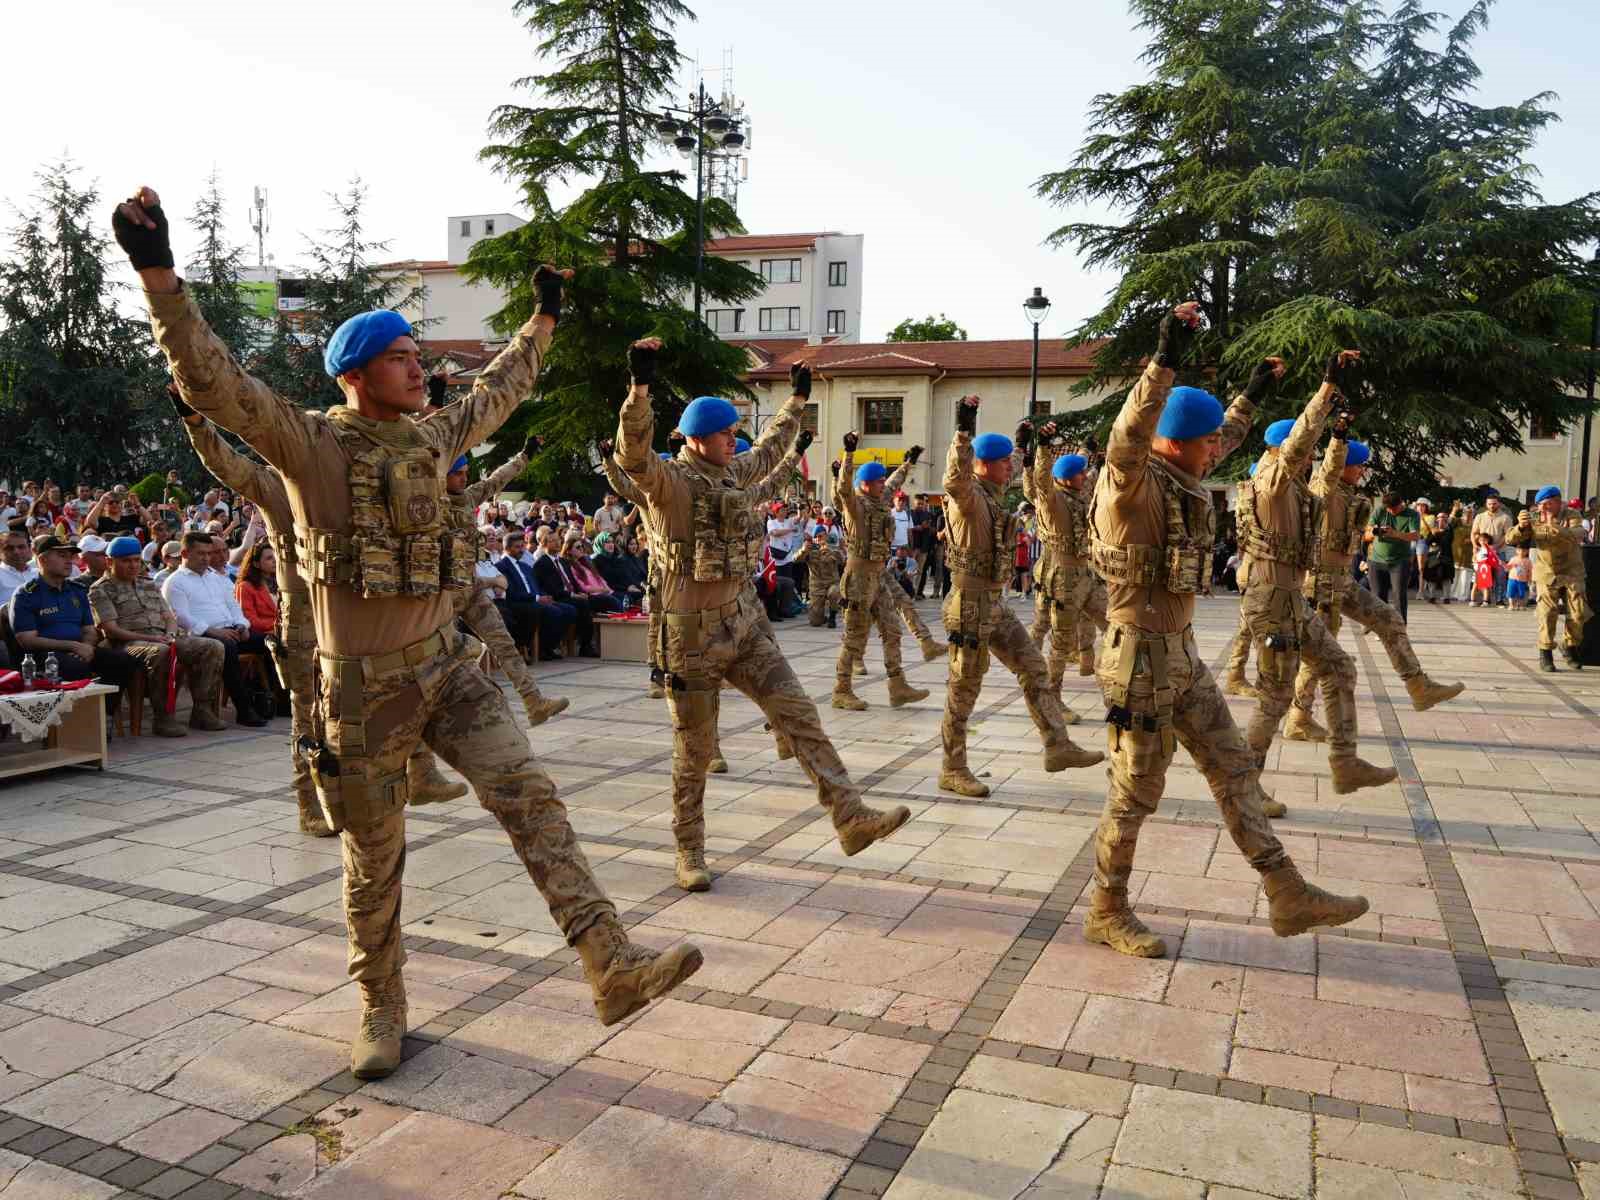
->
xmin=595 ymin=616 xmax=649 ymax=663
xmin=0 ymin=682 xmax=114 ymax=780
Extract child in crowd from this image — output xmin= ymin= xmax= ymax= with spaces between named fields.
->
xmin=1506 ymin=546 xmax=1533 ymax=610
xmin=1472 ymin=533 xmax=1501 ymax=607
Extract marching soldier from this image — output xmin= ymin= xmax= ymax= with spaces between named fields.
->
xmin=614 ymin=339 xmax=910 ymax=893
xmin=938 ymin=397 xmax=1104 ymax=798
xmin=832 ymin=438 xmax=931 ymax=711
xmin=1235 ymin=362 xmax=1399 ymax=796
xmin=1285 ymin=428 xmax=1463 ymax=736
xmin=1021 ymin=423 xmax=1096 ymax=712
xmin=90 ymin=536 xmax=225 ymax=741
xmin=118 ymin=186 xmax=701 ymax=1081
xmin=1508 ymin=486 xmax=1591 ymax=670
xmin=1084 ymin=302 xmax=1368 ymax=958
xmin=880 ymin=559 xmax=947 ymax=662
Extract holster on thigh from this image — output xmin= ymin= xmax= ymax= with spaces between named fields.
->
xmin=309 ymin=655 xmax=409 ymax=833
xmin=945 ymin=589 xmax=993 ymax=678
xmin=1102 ymin=625 xmax=1176 ymax=759
xmin=664 ymin=611 xmax=717 ymax=727
xmin=1249 ymin=588 xmax=1303 ymax=685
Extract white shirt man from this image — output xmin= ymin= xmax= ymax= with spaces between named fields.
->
xmin=593 ymin=497 xmax=624 ymax=536
xmin=766 ymin=507 xmax=801 ymax=564
xmin=890 ymin=498 xmax=912 ymax=554
xmin=0 ymin=533 xmax=38 ymax=607
xmin=163 ymin=557 xmax=248 ymax=635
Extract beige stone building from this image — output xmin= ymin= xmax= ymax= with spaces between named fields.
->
xmin=1436 ymin=411 xmax=1594 ymax=509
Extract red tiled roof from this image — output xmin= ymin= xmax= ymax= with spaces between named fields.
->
xmin=745 ymin=338 xmax=1107 ymax=380
xmin=703 ymin=232 xmax=839 ymax=254
xmin=726 ymin=337 xmax=842 ymax=366
xmin=421 ymin=339 xmax=499 ymax=381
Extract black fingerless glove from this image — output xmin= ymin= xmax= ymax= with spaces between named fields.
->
xmin=166 ymin=384 xmax=193 ymax=420
xmin=112 ymin=202 xmax=174 ymax=271
xmin=426 ymin=376 xmax=447 ymax=407
xmin=1325 ymin=351 xmax=1360 ymax=395
xmin=1155 ymin=310 xmax=1196 ymax=369
xmin=628 ymin=341 xmax=657 ymax=386
xmin=842 ymin=432 xmax=859 ymax=451
xmin=532 ymin=266 xmax=565 ymax=324
xmin=905 ymin=445 xmax=924 ymax=465
xmin=955 ymin=400 xmax=978 ymax=436
xmin=1243 ymin=360 xmax=1279 ymax=402
xmin=1014 ymin=421 xmax=1034 ymax=451
xmin=830 ymin=460 xmax=841 ymax=479
xmin=523 ymin=434 xmax=544 ymax=457
xmin=667 ymin=430 xmax=685 ymax=451
xmin=598 ymin=437 xmax=615 ymax=459
xmin=795 ymin=430 xmax=814 ymax=454
xmin=790 ymin=363 xmax=812 ymax=399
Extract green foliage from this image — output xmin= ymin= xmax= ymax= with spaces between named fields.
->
xmin=129 ymin=473 xmax=168 ymax=506
xmin=1036 ymin=0 xmax=1600 ymax=494
xmin=464 ymin=0 xmax=762 ymax=497
xmin=258 ymin=179 xmax=430 ymax=410
xmin=186 ymin=172 xmax=260 ymax=360
xmin=887 ymin=314 xmax=968 ymax=342
xmin=0 ymin=161 xmax=171 ymax=486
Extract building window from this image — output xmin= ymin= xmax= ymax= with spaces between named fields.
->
xmin=862 ymin=397 xmax=904 ymax=436
xmin=826 ymin=310 xmax=846 ymax=335
xmin=1028 ymin=399 xmax=1052 ymax=419
xmin=760 ymin=258 xmax=802 ymax=284
xmin=828 ymin=261 xmax=847 ymax=287
xmin=758 ymin=307 xmax=802 ymax=332
xmin=800 ymin=404 xmax=819 ymax=435
xmin=1530 ymin=411 xmax=1561 ymax=441
xmin=705 ymin=309 xmax=744 ymax=334
xmin=484 ymin=218 xmax=495 ymax=235
xmin=460 ymin=219 xmax=471 ymax=237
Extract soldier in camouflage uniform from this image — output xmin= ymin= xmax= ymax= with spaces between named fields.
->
xmin=794 ymin=530 xmax=843 ymax=626
xmin=119 ymin=186 xmax=700 ymax=1082
xmin=614 ymin=339 xmax=909 ymax=893
xmin=1285 ymin=432 xmax=1462 ymax=736
xmin=180 ymin=411 xmax=342 ymax=833
xmin=90 ymin=537 xmax=224 ymax=740
xmin=831 ymin=439 xmax=931 ymax=711
xmin=1508 ymin=487 xmax=1592 ymax=671
xmin=1083 ymin=302 xmax=1368 ymax=958
xmin=937 ymin=399 xmax=1103 ymax=798
xmin=881 ymin=560 xmax=946 ymax=661
xmin=1235 ymin=359 xmax=1398 ymax=796
xmin=1020 ymin=423 xmax=1097 ymax=713
xmin=1221 ymin=608 xmax=1260 ymax=698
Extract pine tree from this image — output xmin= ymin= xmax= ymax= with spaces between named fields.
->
xmin=0 ymin=161 xmax=169 ymax=486
xmin=463 ymin=0 xmax=763 ymax=497
xmin=269 ymin=178 xmax=430 ymax=410
xmin=1036 ymin=0 xmax=1600 ymax=489
xmin=186 ymin=171 xmax=260 ymax=359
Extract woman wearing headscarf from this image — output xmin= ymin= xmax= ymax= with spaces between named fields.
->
xmin=591 ymin=532 xmax=645 ymax=603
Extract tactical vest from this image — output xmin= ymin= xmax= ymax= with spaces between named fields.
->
xmin=662 ymin=462 xmax=761 ymax=583
xmin=1236 ymin=469 xmax=1318 ymax=571
xmin=946 ymin=484 xmax=1017 ymax=584
xmin=1314 ymin=485 xmax=1372 ymax=563
xmin=296 ymin=422 xmax=474 ymax=599
xmin=1088 ymin=459 xmax=1214 ymax=596
xmin=846 ymin=497 xmax=894 ymax=561
xmin=1044 ymin=493 xmax=1091 ymax=560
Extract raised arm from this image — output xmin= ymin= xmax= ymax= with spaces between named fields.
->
xmin=732 ymin=364 xmax=811 ymax=489
xmin=1105 ymin=304 xmax=1196 ymax=486
xmin=748 ymin=430 xmax=813 ymax=506
xmin=614 ymin=339 xmax=676 ymax=503
xmin=598 ymin=440 xmax=646 ymax=507
xmin=464 ymin=448 xmax=530 ymax=506
xmin=1276 ymin=352 xmax=1356 ymax=473
xmin=944 ymin=396 xmax=980 ymax=508
xmin=837 ymin=436 xmax=863 ymax=525
xmin=1313 ymin=429 xmax=1350 ymax=497
xmin=181 ymin=406 xmax=285 ymax=518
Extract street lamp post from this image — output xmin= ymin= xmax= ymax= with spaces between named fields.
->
xmin=654 ymin=82 xmax=746 ymax=327
xmin=1579 ymin=249 xmax=1599 ymax=505
xmin=1023 ymin=287 xmax=1052 ymax=419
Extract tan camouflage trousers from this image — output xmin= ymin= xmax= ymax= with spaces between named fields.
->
xmin=941 ymin=584 xmax=1071 ymax=772
xmin=1292 ymin=574 xmax=1422 ymax=714
xmin=1082 ymin=576 xmax=1108 ymax=654
xmin=1239 ymin=586 xmax=1359 ymax=761
xmin=836 ymin=561 xmax=904 ymax=685
xmin=808 ymin=583 xmax=840 ymax=626
xmin=462 ymin=586 xmax=547 ymax=707
xmin=125 ymin=636 xmax=224 ymax=718
xmin=1225 ymin=602 xmax=1252 ymax=681
xmin=267 ymin=592 xmax=318 ymax=816
xmin=884 ymin=567 xmax=933 ymax=643
xmin=1091 ymin=624 xmax=1288 ymax=893
xmin=664 ymin=588 xmax=874 ymax=851
xmin=1029 ymin=561 xmax=1094 ymax=690
xmin=316 ymin=628 xmax=613 ymax=983
xmin=1538 ymin=575 xmax=1592 ymax=651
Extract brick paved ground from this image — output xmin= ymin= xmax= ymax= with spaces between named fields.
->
xmin=0 ymin=591 xmax=1595 ymax=1199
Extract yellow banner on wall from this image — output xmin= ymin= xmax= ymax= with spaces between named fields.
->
xmin=833 ymin=449 xmax=907 ymax=467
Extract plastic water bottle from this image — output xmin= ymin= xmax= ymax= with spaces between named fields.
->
xmin=19 ymin=655 xmax=35 ymax=688
xmin=44 ymin=652 xmax=60 ymax=686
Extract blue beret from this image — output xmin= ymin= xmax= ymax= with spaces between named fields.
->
xmin=107 ymin=536 xmax=142 ymax=558
xmin=323 ymin=310 xmax=412 ymax=378
xmin=1248 ymin=460 xmax=1259 ymax=477
xmin=1536 ymin=485 xmax=1562 ymax=503
xmin=972 ymin=432 xmax=1013 ymax=461
xmin=658 ymin=451 xmax=673 ymax=460
xmin=1264 ymin=419 xmax=1295 ymax=447
xmin=1052 ymin=454 xmax=1088 ymax=482
xmin=735 ymin=437 xmax=751 ymax=454
xmin=1344 ymin=440 xmax=1370 ymax=467
xmin=1156 ymin=386 xmax=1224 ymax=440
xmin=450 ymin=455 xmax=469 ymax=473
xmin=854 ymin=462 xmax=888 ymax=487
xmin=678 ymin=396 xmax=739 ymax=437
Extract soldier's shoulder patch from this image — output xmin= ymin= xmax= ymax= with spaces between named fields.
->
xmin=16 ymin=577 xmax=40 ymax=595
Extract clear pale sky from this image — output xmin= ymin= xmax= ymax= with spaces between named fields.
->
xmin=4 ymin=0 xmax=1594 ymax=342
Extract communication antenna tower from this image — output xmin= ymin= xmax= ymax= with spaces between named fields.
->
xmin=249 ymin=187 xmax=270 ymax=268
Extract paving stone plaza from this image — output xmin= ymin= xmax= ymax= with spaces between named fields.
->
xmin=0 ymin=590 xmax=1595 ymax=1199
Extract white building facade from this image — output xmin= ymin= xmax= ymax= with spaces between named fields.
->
xmin=699 ymin=232 xmax=863 ymax=345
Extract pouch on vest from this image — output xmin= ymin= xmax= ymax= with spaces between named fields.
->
xmin=440 ymin=528 xmax=475 ymax=592
xmin=402 ymin=534 xmax=442 ymax=596
xmin=386 ymin=453 xmax=443 ymax=534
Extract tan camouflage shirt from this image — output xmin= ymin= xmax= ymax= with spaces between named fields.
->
xmin=1240 ymin=385 xmax=1336 ymax=591
xmin=89 ymin=576 xmax=176 ymax=639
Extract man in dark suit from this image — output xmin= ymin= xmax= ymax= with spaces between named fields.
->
xmin=497 ymin=530 xmax=575 ymax=662
xmin=530 ymin=527 xmax=598 ymax=657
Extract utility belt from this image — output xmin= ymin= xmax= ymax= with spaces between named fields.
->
xmin=1099 ymin=623 xmax=1186 ymax=756
xmin=303 ymin=621 xmax=460 ymax=832
xmin=1302 ymin=565 xmax=1348 ymax=611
